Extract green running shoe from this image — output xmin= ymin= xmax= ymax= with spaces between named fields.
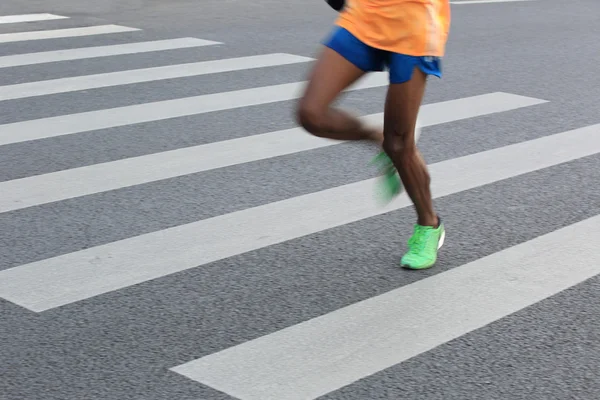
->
xmin=400 ymin=220 xmax=445 ymax=270
xmin=370 ymin=151 xmax=402 ymax=204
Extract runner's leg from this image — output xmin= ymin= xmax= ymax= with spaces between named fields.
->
xmin=381 ymin=59 xmax=444 ymax=270
xmin=382 ymin=67 xmax=437 ymax=227
xmin=296 ymin=36 xmax=383 ymax=144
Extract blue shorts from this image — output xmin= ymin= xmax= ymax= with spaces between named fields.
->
xmin=323 ymin=27 xmax=442 ymax=84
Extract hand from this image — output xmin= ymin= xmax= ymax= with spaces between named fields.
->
xmin=326 ymin=0 xmax=345 ymax=11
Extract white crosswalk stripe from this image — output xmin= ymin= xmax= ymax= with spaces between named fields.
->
xmin=0 ymin=72 xmax=387 ymax=146
xmin=0 ymin=11 xmax=598 ymax=400
xmin=0 ymin=24 xmax=140 ymax=43
xmin=0 ymin=53 xmax=313 ymax=101
xmin=0 ymin=38 xmax=221 ymax=68
xmin=451 ymin=0 xmax=537 ymax=4
xmin=0 ymin=13 xmax=69 ymax=24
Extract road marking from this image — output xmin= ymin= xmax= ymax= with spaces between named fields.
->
xmin=0 ymin=72 xmax=388 ymax=146
xmin=0 ymin=38 xmax=221 ymax=69
xmin=0 ymin=13 xmax=68 ymax=24
xmin=0 ymin=53 xmax=313 ymax=101
xmin=171 ymin=213 xmax=600 ymax=400
xmin=0 ymin=25 xmax=140 ymax=44
xmin=451 ymin=0 xmax=536 ymax=4
xmin=0 ymin=92 xmax=547 ymax=213
xmin=1 ymin=122 xmax=598 ymax=312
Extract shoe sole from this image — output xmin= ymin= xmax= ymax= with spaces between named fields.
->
xmin=438 ymin=229 xmax=445 ymax=249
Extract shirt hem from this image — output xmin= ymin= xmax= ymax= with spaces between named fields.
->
xmin=334 ymin=18 xmax=446 ymax=58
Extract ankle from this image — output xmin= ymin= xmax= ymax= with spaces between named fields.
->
xmin=417 ymin=214 xmax=439 ymax=228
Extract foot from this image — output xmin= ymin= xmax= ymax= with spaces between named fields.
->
xmin=370 ymin=151 xmax=403 ymax=204
xmin=400 ymin=219 xmax=445 ymax=270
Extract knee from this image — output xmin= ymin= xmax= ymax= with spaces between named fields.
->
xmin=296 ymin=100 xmax=327 ymax=136
xmin=382 ymin=127 xmax=416 ymax=160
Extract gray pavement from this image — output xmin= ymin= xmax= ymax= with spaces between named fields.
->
xmin=2 ymin=0 xmax=600 ymax=399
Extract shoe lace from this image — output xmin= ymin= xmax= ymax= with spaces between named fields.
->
xmin=408 ymin=226 xmax=431 ymax=253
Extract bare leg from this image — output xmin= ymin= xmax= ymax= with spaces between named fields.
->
xmin=382 ymin=68 xmax=438 ymax=227
xmin=296 ymin=47 xmax=383 ymax=145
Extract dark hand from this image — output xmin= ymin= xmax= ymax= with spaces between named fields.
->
xmin=326 ymin=0 xmax=345 ymax=11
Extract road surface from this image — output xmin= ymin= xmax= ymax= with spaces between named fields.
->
xmin=1 ymin=0 xmax=600 ymax=399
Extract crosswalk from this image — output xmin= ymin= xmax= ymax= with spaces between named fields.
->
xmin=0 ymin=11 xmax=598 ymax=400
xmin=172 ymin=214 xmax=600 ymax=400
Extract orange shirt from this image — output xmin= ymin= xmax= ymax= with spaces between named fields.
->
xmin=336 ymin=0 xmax=451 ymax=57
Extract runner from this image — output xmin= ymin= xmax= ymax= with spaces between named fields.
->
xmin=296 ymin=0 xmax=450 ymax=269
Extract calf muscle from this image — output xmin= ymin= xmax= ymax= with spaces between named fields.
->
xmin=383 ymin=68 xmax=438 ymax=227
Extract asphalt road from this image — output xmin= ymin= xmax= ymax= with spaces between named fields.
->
xmin=2 ymin=0 xmax=600 ymax=399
